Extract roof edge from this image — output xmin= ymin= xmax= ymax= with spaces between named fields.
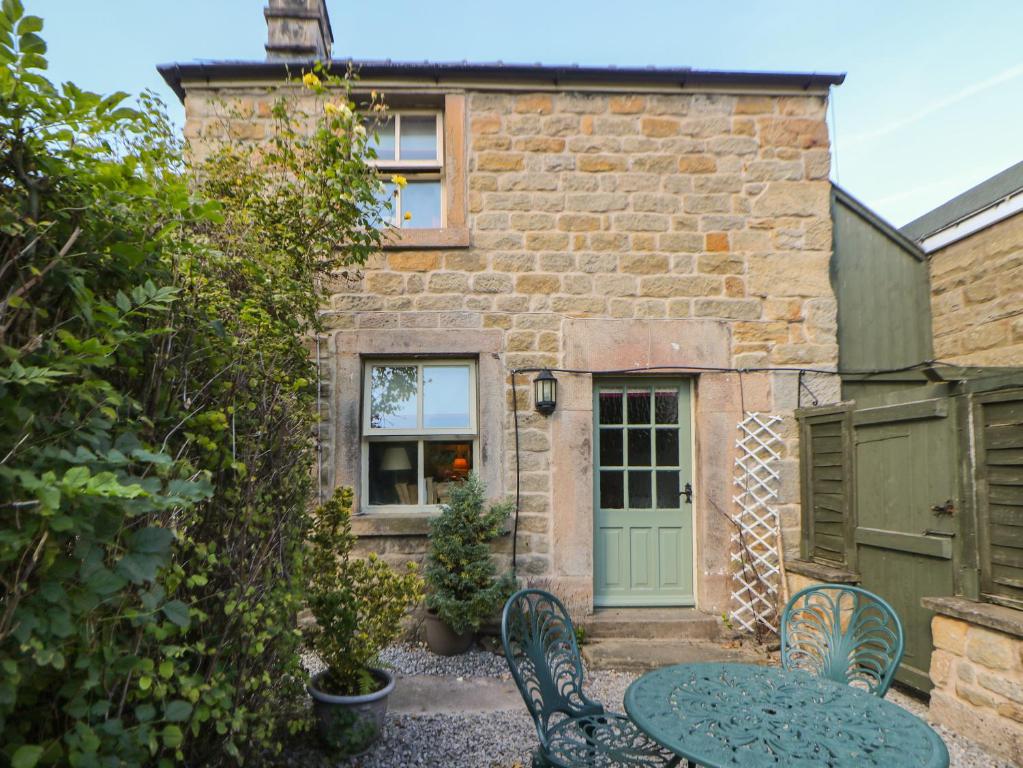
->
xmin=832 ymin=183 xmax=926 ymax=261
xmin=901 ymin=159 xmax=1023 ymax=243
xmin=157 ymin=59 xmax=845 ymax=103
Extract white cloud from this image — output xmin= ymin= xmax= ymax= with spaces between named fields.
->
xmin=843 ymin=62 xmax=1023 ymax=148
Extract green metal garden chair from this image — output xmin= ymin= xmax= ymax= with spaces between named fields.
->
xmin=781 ymin=583 xmax=905 ymax=698
xmin=502 ymin=589 xmax=681 ymax=768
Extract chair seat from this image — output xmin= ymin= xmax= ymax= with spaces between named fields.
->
xmin=542 ymin=711 xmax=679 ymax=768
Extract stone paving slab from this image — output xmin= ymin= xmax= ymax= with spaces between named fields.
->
xmin=582 ymin=638 xmax=767 ymax=672
xmin=390 ymin=674 xmax=521 ymax=715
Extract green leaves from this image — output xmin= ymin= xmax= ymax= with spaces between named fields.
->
xmin=11 ymin=745 xmax=43 ymax=768
xmin=2 ymin=11 xmax=380 ymax=765
xmin=161 ymin=601 xmax=190 ymax=629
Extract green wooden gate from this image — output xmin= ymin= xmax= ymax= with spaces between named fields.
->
xmin=593 ymin=379 xmax=694 ymax=607
xmin=851 ymin=400 xmax=958 ymax=692
xmin=799 ymin=397 xmax=962 ymax=693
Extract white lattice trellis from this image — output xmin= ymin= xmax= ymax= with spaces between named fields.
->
xmin=730 ymin=412 xmax=783 ymax=634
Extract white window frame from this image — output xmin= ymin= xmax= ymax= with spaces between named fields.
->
xmin=361 ymin=358 xmax=478 ymax=512
xmin=367 ymin=110 xmax=445 ymax=229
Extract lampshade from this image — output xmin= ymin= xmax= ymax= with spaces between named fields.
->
xmin=533 ymin=369 xmax=557 ymax=415
xmin=380 ymin=445 xmax=412 ymax=471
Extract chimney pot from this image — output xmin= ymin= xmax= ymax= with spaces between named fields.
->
xmin=265 ymin=0 xmax=333 ymax=62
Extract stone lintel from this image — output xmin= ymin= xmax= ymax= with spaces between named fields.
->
xmin=922 ymin=596 xmax=1023 ymax=639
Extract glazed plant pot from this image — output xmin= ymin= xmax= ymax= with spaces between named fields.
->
xmin=424 ymin=610 xmax=474 ymax=655
xmin=307 ymin=667 xmax=395 ymax=757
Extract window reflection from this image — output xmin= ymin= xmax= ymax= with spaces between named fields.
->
xmin=423 ymin=366 xmax=470 ymax=428
xmin=370 ymin=366 xmax=417 ymax=428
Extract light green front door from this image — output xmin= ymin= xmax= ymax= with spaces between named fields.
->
xmin=593 ymin=380 xmax=694 ymax=607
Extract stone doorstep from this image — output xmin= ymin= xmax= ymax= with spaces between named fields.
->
xmin=582 ymin=638 xmax=768 ymax=673
xmin=579 ymin=607 xmax=724 ymax=641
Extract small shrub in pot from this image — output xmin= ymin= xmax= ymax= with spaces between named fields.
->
xmin=305 ymin=487 xmax=423 ymax=755
xmin=424 ymin=474 xmax=515 ymax=654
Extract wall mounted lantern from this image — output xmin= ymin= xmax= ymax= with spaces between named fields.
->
xmin=533 ymin=369 xmax=558 ymax=415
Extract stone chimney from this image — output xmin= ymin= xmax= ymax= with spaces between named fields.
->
xmin=265 ymin=0 xmax=333 ymax=61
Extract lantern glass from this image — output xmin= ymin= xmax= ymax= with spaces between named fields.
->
xmin=533 ymin=369 xmax=557 ymax=415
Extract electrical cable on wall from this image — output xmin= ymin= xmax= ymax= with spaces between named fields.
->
xmin=504 ymin=358 xmax=960 ymax=589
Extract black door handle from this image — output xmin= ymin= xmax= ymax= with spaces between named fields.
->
xmin=681 ymin=483 xmax=693 ymax=504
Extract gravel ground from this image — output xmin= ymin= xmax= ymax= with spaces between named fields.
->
xmin=288 ymin=643 xmax=1011 ymax=768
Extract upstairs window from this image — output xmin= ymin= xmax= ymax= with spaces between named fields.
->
xmin=366 ymin=112 xmax=444 ymax=229
xmin=362 ymin=359 xmax=476 ymax=509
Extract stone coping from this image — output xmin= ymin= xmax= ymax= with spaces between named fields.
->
xmin=922 ymin=595 xmax=1023 ymax=639
xmin=786 ymin=558 xmax=860 ymax=584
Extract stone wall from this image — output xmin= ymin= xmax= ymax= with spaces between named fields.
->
xmin=929 ymin=611 xmax=1023 ymax=763
xmin=182 ymin=82 xmax=839 ymax=612
xmin=930 ymin=211 xmax=1023 ymax=365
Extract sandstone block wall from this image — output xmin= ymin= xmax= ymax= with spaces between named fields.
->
xmin=182 ymin=83 xmax=840 ymax=610
xmin=930 ymin=211 xmax=1023 ymax=365
xmin=930 ymin=614 xmax=1023 ymax=763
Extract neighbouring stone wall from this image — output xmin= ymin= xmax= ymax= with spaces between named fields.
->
xmin=930 ymin=613 xmax=1023 ymax=763
xmin=182 ymin=83 xmax=839 ymax=611
xmin=930 ymin=211 xmax=1023 ymax=365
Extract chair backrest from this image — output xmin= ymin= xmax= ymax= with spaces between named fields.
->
xmin=501 ymin=589 xmax=603 ymax=744
xmin=781 ymin=584 xmax=904 ymax=697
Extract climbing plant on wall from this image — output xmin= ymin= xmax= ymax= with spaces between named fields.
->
xmin=0 ymin=5 xmax=387 ymax=765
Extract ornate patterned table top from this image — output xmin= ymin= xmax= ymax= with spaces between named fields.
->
xmin=623 ymin=663 xmax=949 ymax=768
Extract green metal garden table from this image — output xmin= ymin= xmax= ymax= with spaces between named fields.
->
xmin=623 ymin=663 xmax=949 ymax=768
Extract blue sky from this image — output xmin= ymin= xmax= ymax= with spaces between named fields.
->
xmin=34 ymin=0 xmax=1023 ymax=226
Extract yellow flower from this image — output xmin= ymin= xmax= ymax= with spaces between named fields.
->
xmin=403 ymin=212 xmax=412 ymax=221
xmin=390 ymin=174 xmax=408 ymax=188
xmin=302 ymin=72 xmax=320 ymax=89
xmin=324 ymin=102 xmax=341 ymax=116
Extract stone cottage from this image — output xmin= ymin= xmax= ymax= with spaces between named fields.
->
xmin=903 ymin=159 xmax=1023 ymax=366
xmin=159 ymin=0 xmax=845 ymax=621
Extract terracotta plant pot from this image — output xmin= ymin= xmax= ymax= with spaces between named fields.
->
xmin=307 ymin=667 xmax=395 ymax=757
xmin=424 ymin=610 xmax=473 ymax=655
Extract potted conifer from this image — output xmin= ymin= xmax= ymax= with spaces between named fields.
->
xmin=424 ymin=474 xmax=514 ymax=655
xmin=305 ymin=487 xmax=423 ymax=756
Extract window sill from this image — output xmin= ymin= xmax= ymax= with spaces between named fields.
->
xmin=381 ymin=228 xmax=470 ymax=250
xmin=352 ymin=509 xmax=439 ymax=537
xmin=922 ymin=596 xmax=1023 ymax=639
xmin=787 ymin=558 xmax=860 ymax=584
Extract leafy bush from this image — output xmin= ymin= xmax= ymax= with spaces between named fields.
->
xmin=424 ymin=475 xmax=515 ymax=635
xmin=0 ymin=7 xmax=386 ymax=765
xmin=305 ymin=488 xmax=423 ymax=697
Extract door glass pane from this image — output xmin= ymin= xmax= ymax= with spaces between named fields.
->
xmin=423 ymin=365 xmax=470 ymax=428
xmin=399 ymin=115 xmax=438 ymax=161
xmin=627 ymin=429 xmax=651 ymax=466
xmin=370 ymin=366 xmax=417 ymax=428
xmin=627 ymin=390 xmax=651 ymax=424
xmin=600 ymin=429 xmax=623 ymax=466
xmin=402 ymin=180 xmax=442 ymax=228
xmin=656 ymin=471 xmax=681 ymax=508
xmin=655 ymin=429 xmax=679 ymax=467
xmin=367 ymin=116 xmax=395 ymax=161
xmin=367 ymin=441 xmax=418 ymax=504
xmin=600 ymin=471 xmax=624 ymax=509
xmin=628 ymin=471 xmax=652 ymax=508
xmin=424 ymin=440 xmax=472 ymax=504
xmin=655 ymin=390 xmax=679 ymax=424
xmin=599 ymin=391 xmax=623 ymax=424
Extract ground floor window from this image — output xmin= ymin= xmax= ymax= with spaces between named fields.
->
xmin=362 ymin=358 xmax=477 ymax=509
